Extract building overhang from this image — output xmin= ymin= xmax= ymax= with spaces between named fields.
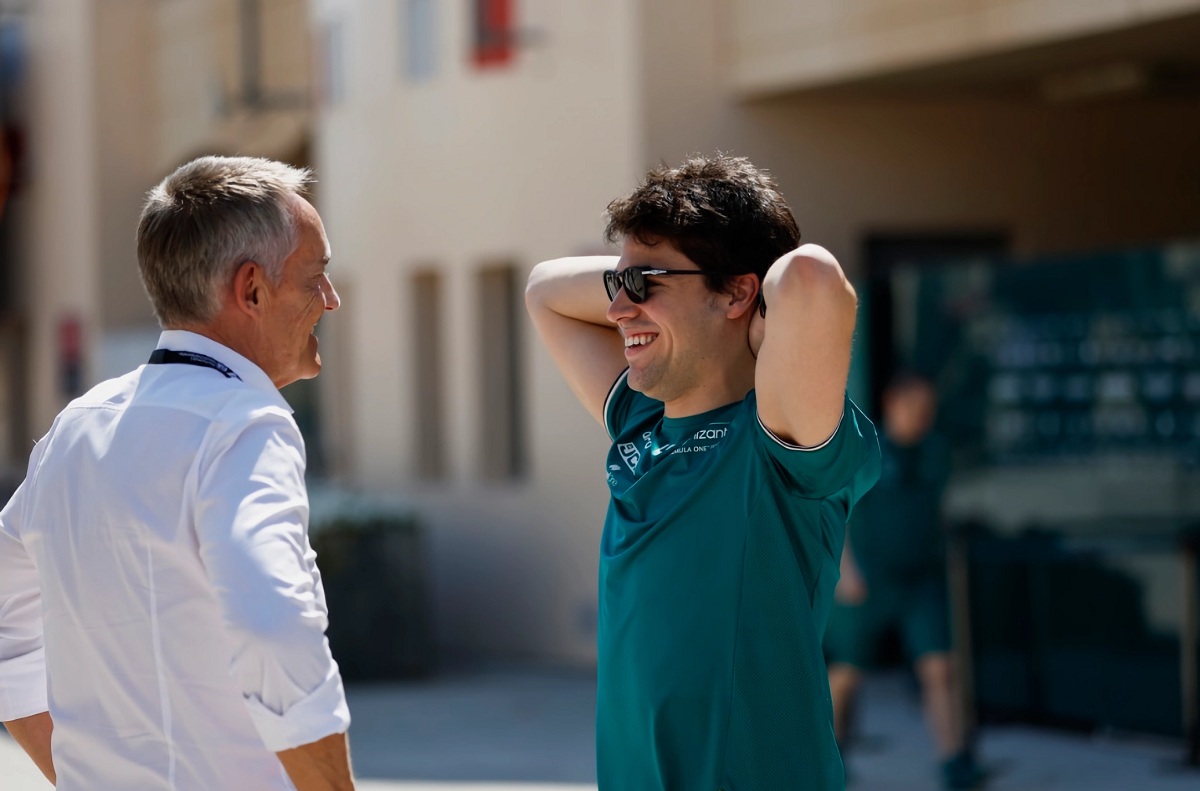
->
xmin=731 ymin=2 xmax=1200 ymax=103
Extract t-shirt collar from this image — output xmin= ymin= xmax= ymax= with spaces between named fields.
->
xmin=660 ymin=398 xmax=740 ymax=431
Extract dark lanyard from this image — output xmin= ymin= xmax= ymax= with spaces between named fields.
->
xmin=147 ymin=349 xmax=241 ymax=380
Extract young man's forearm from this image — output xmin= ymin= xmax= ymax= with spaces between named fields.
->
xmin=526 ymin=256 xmax=617 ymax=327
xmin=526 ymin=255 xmax=627 ymax=424
xmin=4 ymin=711 xmax=56 ymax=784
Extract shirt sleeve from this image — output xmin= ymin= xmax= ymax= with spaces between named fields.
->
xmin=0 ymin=445 xmax=49 ymax=722
xmin=193 ymin=410 xmax=350 ymax=752
xmin=754 ymin=393 xmax=881 ymax=504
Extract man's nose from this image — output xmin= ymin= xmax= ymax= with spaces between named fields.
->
xmin=323 ymin=275 xmax=341 ymax=311
xmin=605 ymin=287 xmax=636 ymax=323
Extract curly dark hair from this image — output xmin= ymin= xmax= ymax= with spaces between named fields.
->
xmin=604 ymin=154 xmax=801 ymax=293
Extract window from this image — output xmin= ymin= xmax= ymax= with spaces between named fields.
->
xmin=477 ymin=265 xmax=526 ymax=480
xmin=403 ymin=0 xmax=437 ymax=81
xmin=411 ymin=271 xmax=446 ymax=479
xmin=471 ymin=0 xmax=514 ymax=68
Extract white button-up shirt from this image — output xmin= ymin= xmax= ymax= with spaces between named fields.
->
xmin=0 ymin=330 xmax=350 ymax=790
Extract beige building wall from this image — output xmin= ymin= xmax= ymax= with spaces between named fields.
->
xmin=11 ymin=0 xmax=315 ymax=453
xmin=95 ymin=0 xmax=165 ymax=335
xmin=97 ymin=0 xmax=314 ymax=341
xmin=731 ymin=0 xmax=1200 ymax=95
xmin=312 ymin=0 xmax=641 ymax=663
xmin=22 ymin=0 xmax=102 ymax=439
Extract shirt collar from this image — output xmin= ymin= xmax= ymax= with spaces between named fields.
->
xmin=155 ymin=330 xmax=293 ymax=413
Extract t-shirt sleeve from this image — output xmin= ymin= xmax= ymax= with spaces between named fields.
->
xmin=753 ymin=393 xmax=881 ymax=504
xmin=603 ymin=369 xmax=661 ymax=441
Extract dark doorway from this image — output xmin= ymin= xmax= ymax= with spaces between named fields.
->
xmin=863 ymin=232 xmax=1008 ymax=419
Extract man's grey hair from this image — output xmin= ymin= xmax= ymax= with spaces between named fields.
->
xmin=137 ymin=156 xmax=314 ymax=327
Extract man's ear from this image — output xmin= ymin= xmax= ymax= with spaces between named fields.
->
xmin=232 ymin=260 xmax=267 ymax=316
xmin=724 ymin=273 xmax=761 ymax=320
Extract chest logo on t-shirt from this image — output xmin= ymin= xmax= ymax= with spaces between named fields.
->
xmin=617 ymin=441 xmax=641 ymax=472
xmin=666 ymin=423 xmax=731 ymax=456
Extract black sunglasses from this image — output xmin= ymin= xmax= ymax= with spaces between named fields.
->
xmin=603 ymin=266 xmax=768 ymax=316
xmin=602 ymin=267 xmax=708 ymax=304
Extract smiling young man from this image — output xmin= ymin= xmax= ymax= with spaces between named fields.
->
xmin=526 ymin=155 xmax=880 ymax=790
xmin=0 ymin=156 xmax=354 ymax=790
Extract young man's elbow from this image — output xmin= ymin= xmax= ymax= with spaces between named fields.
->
xmin=524 ymin=260 xmax=556 ymax=309
xmin=771 ymin=247 xmax=856 ymax=313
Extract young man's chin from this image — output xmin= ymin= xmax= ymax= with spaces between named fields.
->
xmin=627 ymin=369 xmax=662 ymax=399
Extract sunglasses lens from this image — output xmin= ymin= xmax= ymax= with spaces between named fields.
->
xmin=603 ymin=269 xmax=649 ymax=303
xmin=603 ymin=271 xmax=619 ymax=301
xmin=625 ymin=269 xmax=646 ymax=303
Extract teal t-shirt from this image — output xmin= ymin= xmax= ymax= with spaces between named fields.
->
xmin=598 ymin=371 xmax=880 ymax=791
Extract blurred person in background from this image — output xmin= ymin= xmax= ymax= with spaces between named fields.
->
xmin=0 ymin=156 xmax=354 ymax=790
xmin=825 ymin=373 xmax=984 ymax=790
xmin=526 ymin=154 xmax=880 ymax=791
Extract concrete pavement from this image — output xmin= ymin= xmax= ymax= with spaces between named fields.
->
xmin=844 ymin=673 xmax=1197 ymax=791
xmin=344 ymin=666 xmax=595 ymax=785
xmin=3 ymin=667 xmax=1198 ymax=790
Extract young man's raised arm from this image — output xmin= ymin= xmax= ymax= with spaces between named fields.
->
xmin=753 ymin=244 xmax=858 ymax=447
xmin=525 ymin=256 xmax=628 ymax=425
